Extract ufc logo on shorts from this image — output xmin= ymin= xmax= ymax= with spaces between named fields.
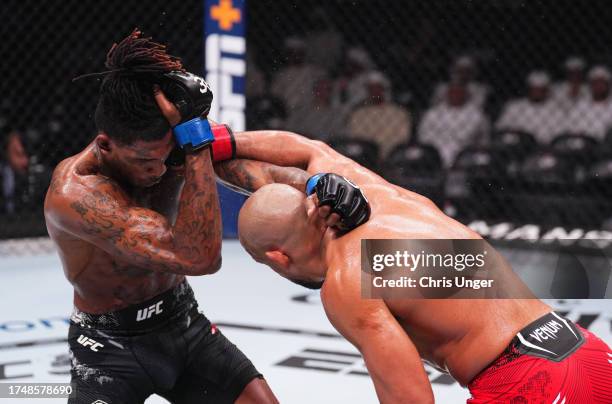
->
xmin=136 ymin=300 xmax=164 ymax=322
xmin=77 ymin=335 xmax=104 ymax=352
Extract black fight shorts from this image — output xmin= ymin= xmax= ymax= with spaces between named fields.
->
xmin=67 ymin=280 xmax=262 ymax=404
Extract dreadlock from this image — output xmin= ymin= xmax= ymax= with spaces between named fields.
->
xmin=94 ymin=29 xmax=184 ymax=144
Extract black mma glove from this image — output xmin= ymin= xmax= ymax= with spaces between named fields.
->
xmin=160 ymin=71 xmax=213 ymax=123
xmin=160 ymin=70 xmax=214 ymax=153
xmin=161 ymin=71 xmax=236 ymax=165
xmin=305 ymin=173 xmax=371 ymax=232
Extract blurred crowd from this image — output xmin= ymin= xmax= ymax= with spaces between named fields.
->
xmin=248 ymin=36 xmax=612 ymax=168
xmin=0 ymin=125 xmax=51 ymax=217
xmin=3 ymin=14 xmax=612 ymax=234
xmin=243 ymin=9 xmax=612 ymax=230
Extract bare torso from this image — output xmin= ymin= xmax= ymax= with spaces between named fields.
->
xmin=322 ymin=182 xmax=551 ymax=385
xmin=44 ymin=145 xmax=185 ymax=313
xmin=215 ymin=129 xmax=552 ymax=387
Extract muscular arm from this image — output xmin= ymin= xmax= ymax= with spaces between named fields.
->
xmin=214 ymin=158 xmax=310 ymax=194
xmin=322 ymin=273 xmax=434 ymax=404
xmin=233 ymin=130 xmax=386 ymax=187
xmin=138 ymin=165 xmax=185 ymax=224
xmin=233 ymin=130 xmax=446 ymax=211
xmin=47 ymin=150 xmax=221 ymax=276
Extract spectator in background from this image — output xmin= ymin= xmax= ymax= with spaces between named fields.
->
xmin=565 ymin=65 xmax=612 ymax=140
xmin=496 ymin=71 xmax=565 ymax=143
xmin=304 ymin=7 xmax=344 ymax=72
xmin=431 ymin=55 xmax=490 ymax=109
xmin=332 ymin=46 xmax=377 ymax=108
xmin=552 ymin=56 xmax=589 ymax=111
xmin=1 ymin=130 xmax=29 ymax=213
xmin=285 ymin=78 xmax=349 ymax=141
xmin=419 ymin=80 xmax=490 ymax=167
xmin=270 ymin=37 xmax=326 ymax=111
xmin=346 ymin=71 xmax=411 ymax=158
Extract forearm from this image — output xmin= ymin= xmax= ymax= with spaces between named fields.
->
xmin=172 ymin=149 xmax=222 ymax=274
xmin=233 ymin=130 xmax=328 ymax=170
xmin=362 ymin=346 xmax=434 ymax=404
xmin=372 ymin=374 xmax=434 ymax=404
xmin=215 ymin=159 xmax=310 ymax=193
xmin=231 ymin=130 xmax=383 ymax=187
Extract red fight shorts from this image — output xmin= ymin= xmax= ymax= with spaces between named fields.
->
xmin=467 ymin=312 xmax=612 ymax=403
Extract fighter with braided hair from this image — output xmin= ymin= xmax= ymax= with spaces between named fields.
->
xmin=45 ymin=30 xmax=282 ymax=404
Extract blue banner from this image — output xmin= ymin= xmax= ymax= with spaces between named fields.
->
xmin=205 ymin=0 xmax=248 ymax=238
xmin=204 ymin=0 xmax=246 ymax=131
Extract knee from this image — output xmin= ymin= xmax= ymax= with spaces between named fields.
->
xmin=235 ymin=377 xmax=278 ymax=404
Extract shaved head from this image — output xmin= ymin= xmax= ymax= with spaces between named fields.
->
xmin=238 ymin=183 xmax=307 ymax=260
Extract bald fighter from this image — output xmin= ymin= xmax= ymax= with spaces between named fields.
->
xmin=231 ymin=130 xmax=612 ymax=403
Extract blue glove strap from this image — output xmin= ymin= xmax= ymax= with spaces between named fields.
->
xmin=306 ymin=173 xmax=326 ymax=195
xmin=174 ymin=118 xmax=214 ymax=149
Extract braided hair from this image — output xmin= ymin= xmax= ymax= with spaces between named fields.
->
xmin=93 ymin=29 xmax=183 ymax=144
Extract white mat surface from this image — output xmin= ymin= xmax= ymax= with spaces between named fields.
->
xmin=0 ymin=241 xmax=610 ymax=403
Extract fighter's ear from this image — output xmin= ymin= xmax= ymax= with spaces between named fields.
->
xmin=265 ymin=250 xmax=291 ymax=271
xmin=95 ymin=133 xmax=113 ymax=155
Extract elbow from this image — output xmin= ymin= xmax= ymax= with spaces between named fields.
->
xmin=189 ymin=253 xmax=222 ymax=276
xmin=206 ymin=255 xmax=223 ymax=274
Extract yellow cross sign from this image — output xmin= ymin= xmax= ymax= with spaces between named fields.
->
xmin=211 ymin=0 xmax=241 ymax=31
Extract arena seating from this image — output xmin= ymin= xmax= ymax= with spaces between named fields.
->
xmin=381 ymin=142 xmax=445 ymax=206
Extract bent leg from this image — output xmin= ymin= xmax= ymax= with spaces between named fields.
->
xmin=67 ymin=324 xmax=153 ymax=404
xmin=235 ymin=377 xmax=278 ymax=404
xmin=161 ymin=315 xmax=278 ymax=403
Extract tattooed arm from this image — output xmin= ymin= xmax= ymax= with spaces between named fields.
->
xmin=145 ymin=165 xmax=185 ymax=224
xmin=46 ymin=150 xmax=221 ymax=276
xmin=214 ymin=159 xmax=310 ymax=195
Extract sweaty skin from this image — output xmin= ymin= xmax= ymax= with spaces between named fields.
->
xmin=43 ymin=144 xmax=308 ymax=315
xmin=232 ymin=130 xmax=552 ymax=403
xmin=44 ymin=87 xmax=297 ymax=403
xmin=44 ymin=135 xmax=223 ymax=313
xmin=44 ymin=138 xmax=283 ymax=403
xmin=43 ymin=77 xmax=312 ymax=315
